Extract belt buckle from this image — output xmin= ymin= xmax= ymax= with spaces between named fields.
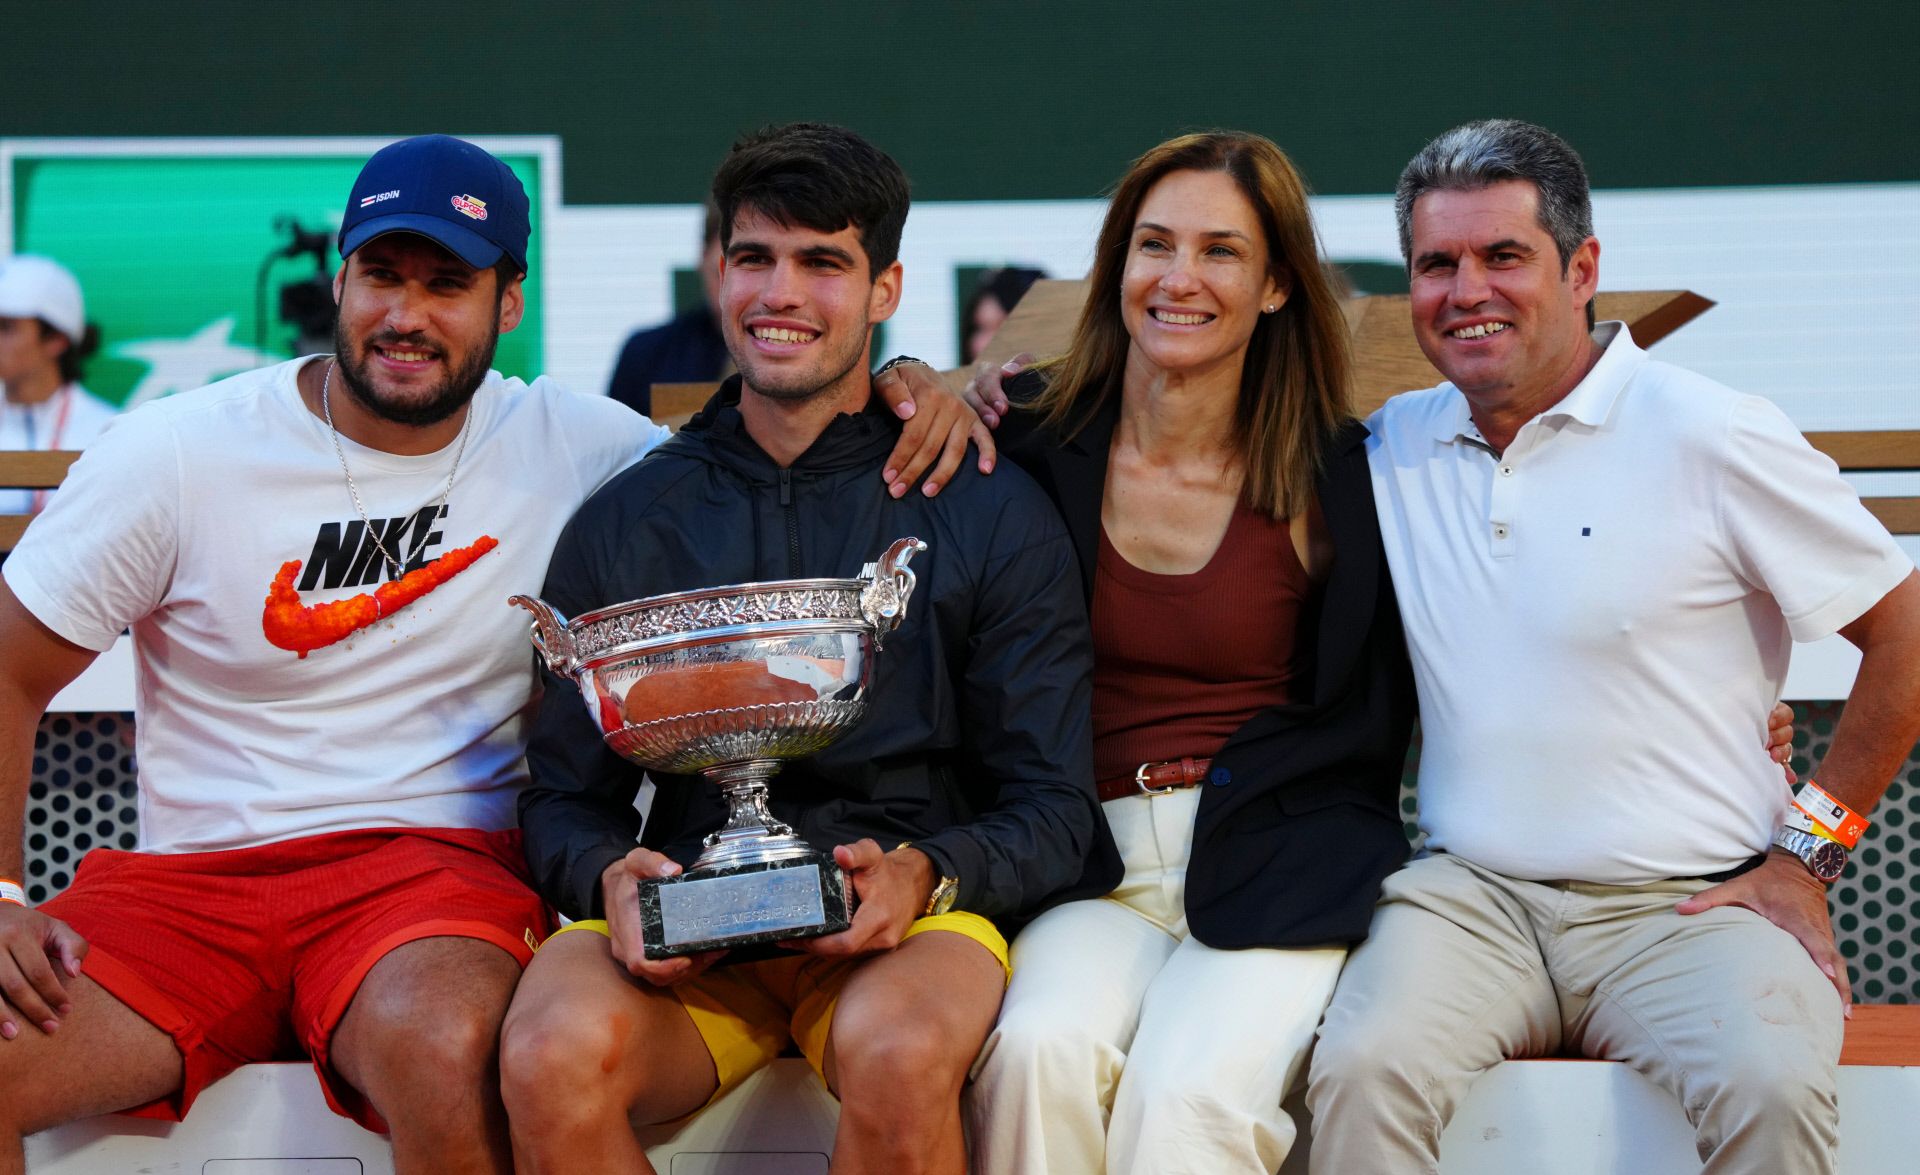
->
xmin=1135 ymin=761 xmax=1176 ymax=796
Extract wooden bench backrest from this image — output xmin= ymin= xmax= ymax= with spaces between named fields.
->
xmin=0 ymin=450 xmax=81 ymax=553
xmin=637 ymin=411 xmax=1920 ymax=538
xmin=1804 ymin=430 xmax=1920 ymax=534
xmin=972 ymin=282 xmax=1718 ymax=417
xmin=648 ymin=383 xmax=720 ymax=432
xmin=965 ymin=283 xmax=1920 ymax=534
xmin=6 ymin=396 xmax=1913 ymax=557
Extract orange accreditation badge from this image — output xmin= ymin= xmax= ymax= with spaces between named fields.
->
xmin=1789 ymin=781 xmax=1869 ymax=850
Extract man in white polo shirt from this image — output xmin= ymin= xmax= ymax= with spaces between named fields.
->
xmin=1306 ymin=119 xmax=1920 ymax=1175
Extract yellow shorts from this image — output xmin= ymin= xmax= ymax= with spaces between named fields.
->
xmin=551 ymin=911 xmax=1009 ymax=1102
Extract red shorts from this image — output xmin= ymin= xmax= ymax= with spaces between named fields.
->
xmin=40 ymin=826 xmax=552 ymax=1130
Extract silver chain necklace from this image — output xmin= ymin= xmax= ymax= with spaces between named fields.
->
xmin=320 ymin=359 xmax=473 ymax=580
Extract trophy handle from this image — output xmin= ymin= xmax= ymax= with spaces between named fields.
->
xmin=508 ymin=594 xmax=578 ymax=676
xmin=858 ymin=537 xmax=928 ymax=646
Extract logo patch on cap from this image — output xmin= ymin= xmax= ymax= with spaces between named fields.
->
xmin=359 ymin=190 xmax=400 ymax=209
xmin=451 ymin=194 xmax=489 ymax=221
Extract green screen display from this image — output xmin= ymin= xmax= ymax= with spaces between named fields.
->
xmin=9 ymin=151 xmax=543 ymax=408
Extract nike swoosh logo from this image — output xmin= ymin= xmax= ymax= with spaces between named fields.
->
xmin=263 ymin=535 xmax=499 ymax=658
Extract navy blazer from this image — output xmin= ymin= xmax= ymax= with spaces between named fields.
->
xmin=1000 ymin=390 xmax=1418 ymax=948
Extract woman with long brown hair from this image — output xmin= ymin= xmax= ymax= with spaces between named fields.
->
xmin=958 ymin=130 xmax=1417 ymax=1174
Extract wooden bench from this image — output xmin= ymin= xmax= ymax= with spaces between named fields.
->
xmin=1806 ymin=429 xmax=1920 ymax=534
xmin=655 ymin=286 xmax=1920 ymax=544
xmin=0 ymin=450 xmax=81 ymax=553
xmin=13 ymin=430 xmax=1907 ymax=541
xmin=1783 ymin=429 xmax=1919 ymax=698
xmin=2 ymin=450 xmax=136 ymax=713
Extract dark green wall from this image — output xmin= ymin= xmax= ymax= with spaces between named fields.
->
xmin=11 ymin=2 xmax=1916 ymax=204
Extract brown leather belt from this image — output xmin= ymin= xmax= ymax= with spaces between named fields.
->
xmin=1096 ymin=757 xmax=1213 ymax=803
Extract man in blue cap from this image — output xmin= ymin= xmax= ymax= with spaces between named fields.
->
xmin=0 ymin=134 xmax=984 ymax=1174
xmin=0 ymin=133 xmax=641 ymax=1174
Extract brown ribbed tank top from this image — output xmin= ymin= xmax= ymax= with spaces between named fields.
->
xmin=1091 ymin=500 xmax=1317 ymax=794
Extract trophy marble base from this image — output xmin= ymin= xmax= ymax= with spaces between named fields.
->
xmin=638 ymin=854 xmax=852 ymax=959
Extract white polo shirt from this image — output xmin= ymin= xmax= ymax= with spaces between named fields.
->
xmin=1367 ymin=323 xmax=1912 ymax=884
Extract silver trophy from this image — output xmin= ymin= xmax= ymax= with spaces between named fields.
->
xmin=510 ymin=537 xmax=927 ymax=958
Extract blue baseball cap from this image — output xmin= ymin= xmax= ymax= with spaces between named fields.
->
xmin=338 ymin=135 xmax=530 ymax=274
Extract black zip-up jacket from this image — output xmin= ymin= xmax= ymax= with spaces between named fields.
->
xmin=519 ymin=377 xmax=1100 ymax=923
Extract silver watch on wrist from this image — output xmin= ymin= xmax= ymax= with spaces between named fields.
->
xmin=1773 ymin=825 xmax=1848 ymax=884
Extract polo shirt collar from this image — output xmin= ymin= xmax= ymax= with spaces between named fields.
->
xmin=1430 ymin=392 xmax=1479 ymax=445
xmin=1430 ymin=320 xmax=1644 ymax=445
xmin=1544 ymin=320 xmax=1642 ymax=428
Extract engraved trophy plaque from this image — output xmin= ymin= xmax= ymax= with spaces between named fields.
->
xmin=510 ymin=537 xmax=926 ymax=958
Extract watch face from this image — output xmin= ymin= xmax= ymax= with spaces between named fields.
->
xmin=931 ymin=878 xmax=958 ymax=915
xmin=1809 ymin=839 xmax=1848 ymax=883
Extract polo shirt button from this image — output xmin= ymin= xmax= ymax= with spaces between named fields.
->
xmin=1500 ymin=465 xmax=1515 ymax=477
xmin=1209 ymin=766 xmax=1232 ymax=786
xmin=1494 ymin=524 xmax=1510 ymax=539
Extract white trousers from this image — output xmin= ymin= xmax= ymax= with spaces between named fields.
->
xmin=966 ymin=788 xmax=1346 ymax=1175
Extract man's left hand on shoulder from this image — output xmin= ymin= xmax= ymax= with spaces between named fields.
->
xmin=872 ymin=359 xmax=996 ymax=500
xmin=1676 ymin=849 xmax=1850 ymax=1016
xmin=783 ymin=840 xmax=937 ymax=958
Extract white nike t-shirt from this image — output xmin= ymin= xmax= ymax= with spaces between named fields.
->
xmin=5 ymin=357 xmax=668 ymax=853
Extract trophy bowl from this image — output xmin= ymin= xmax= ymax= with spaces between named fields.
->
xmin=510 ymin=537 xmax=926 ymax=958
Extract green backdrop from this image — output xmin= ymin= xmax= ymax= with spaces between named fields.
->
xmin=7 ymin=151 xmax=543 ymax=405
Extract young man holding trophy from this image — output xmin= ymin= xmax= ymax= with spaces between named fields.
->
xmin=502 ymin=123 xmax=1100 ymax=1175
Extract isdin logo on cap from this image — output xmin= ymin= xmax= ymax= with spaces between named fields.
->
xmin=358 ymin=190 xmax=400 ymax=209
xmin=450 ymin=194 xmax=489 ymax=221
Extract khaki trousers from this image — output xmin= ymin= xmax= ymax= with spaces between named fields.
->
xmin=1306 ymin=852 xmax=1842 ymax=1175
xmin=966 ymin=788 xmax=1346 ymax=1174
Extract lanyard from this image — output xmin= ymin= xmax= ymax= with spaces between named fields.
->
xmin=21 ymin=385 xmax=74 ymax=513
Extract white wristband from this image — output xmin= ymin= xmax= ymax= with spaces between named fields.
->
xmin=0 ymin=879 xmax=26 ymax=907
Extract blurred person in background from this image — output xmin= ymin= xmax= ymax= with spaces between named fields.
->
xmin=0 ymin=256 xmax=117 ymax=514
xmin=606 ymin=201 xmax=731 ymax=417
xmin=959 ymin=265 xmax=1046 ymax=365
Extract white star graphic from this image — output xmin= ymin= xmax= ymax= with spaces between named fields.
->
xmin=114 ymin=317 xmax=281 ymax=408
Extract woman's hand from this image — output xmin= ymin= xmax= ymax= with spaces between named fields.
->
xmin=1767 ymin=701 xmax=1797 ymax=784
xmin=961 ymin=352 xmax=1034 ymax=429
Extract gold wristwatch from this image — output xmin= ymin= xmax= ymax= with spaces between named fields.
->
xmin=925 ymin=873 xmax=960 ymax=916
xmin=898 ymin=840 xmax=960 ymax=915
